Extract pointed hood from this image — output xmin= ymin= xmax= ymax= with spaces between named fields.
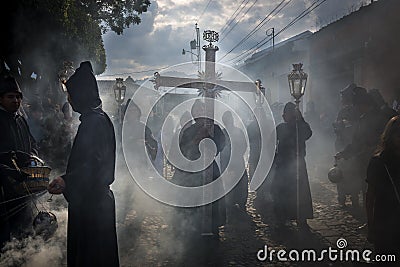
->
xmin=66 ymin=61 xmax=101 ymax=114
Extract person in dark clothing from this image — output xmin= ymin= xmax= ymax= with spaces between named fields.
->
xmin=220 ymin=110 xmax=248 ymax=215
xmin=333 ymin=84 xmax=362 ymax=208
xmin=368 ymin=88 xmax=398 ymax=122
xmin=0 ymin=74 xmax=38 ymax=248
xmin=116 ymin=100 xmax=158 ymax=224
xmin=366 ymin=115 xmax=400 ymax=265
xmin=171 ymin=99 xmax=226 ymax=235
xmin=247 ymin=108 xmax=262 ymax=182
xmin=167 ymin=111 xmax=193 ymax=172
xmin=270 ymin=102 xmax=313 ymax=230
xmin=48 ymin=61 xmax=119 ymax=267
xmin=123 ymin=101 xmax=157 ymax=161
xmin=336 ymin=88 xmax=390 ymax=208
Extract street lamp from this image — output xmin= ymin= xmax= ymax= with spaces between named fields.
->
xmin=287 ymin=63 xmax=308 ymax=227
xmin=288 ymin=63 xmax=308 ymax=107
xmin=182 ymin=48 xmax=199 ymax=58
xmin=113 ymin=78 xmax=126 ymax=125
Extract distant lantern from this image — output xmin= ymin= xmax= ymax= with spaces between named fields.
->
xmin=58 ymin=61 xmax=75 ymax=92
xmin=114 ymin=78 xmax=126 ymax=104
xmin=287 ymin=63 xmax=308 ymax=103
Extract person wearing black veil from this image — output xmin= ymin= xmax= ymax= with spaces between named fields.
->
xmin=48 ymin=61 xmax=119 ymax=267
xmin=171 ymin=99 xmax=226 ymax=236
xmin=270 ymin=102 xmax=313 ymax=230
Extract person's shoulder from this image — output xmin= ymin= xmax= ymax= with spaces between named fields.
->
xmin=15 ymin=113 xmax=30 ymax=125
xmin=81 ymin=110 xmax=111 ymax=127
xmin=276 ymin=122 xmax=287 ymax=130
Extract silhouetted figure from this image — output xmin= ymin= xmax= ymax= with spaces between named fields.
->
xmin=114 ymin=99 xmax=157 ymax=224
xmin=48 ymin=61 xmax=119 ymax=267
xmin=167 ymin=110 xmax=193 ymax=170
xmin=333 ymin=84 xmax=361 ymax=208
xmin=270 ymin=102 xmax=313 ymax=230
xmin=124 ymin=101 xmax=157 ymax=161
xmin=220 ymin=110 xmax=248 ymax=216
xmin=171 ymin=99 xmax=226 ymax=235
xmin=368 ymin=88 xmax=398 ymax=122
xmin=247 ymin=108 xmax=262 ymax=182
xmin=336 ymin=88 xmax=389 ymax=208
xmin=0 ymin=74 xmax=38 ymax=248
xmin=366 ymin=115 xmax=400 ymax=264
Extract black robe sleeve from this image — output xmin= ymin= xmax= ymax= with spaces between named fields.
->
xmin=62 ymin=113 xmax=115 ymax=203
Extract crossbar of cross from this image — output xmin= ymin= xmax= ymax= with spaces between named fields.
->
xmin=151 ymin=31 xmax=264 ymax=237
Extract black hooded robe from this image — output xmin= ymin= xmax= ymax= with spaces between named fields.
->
xmin=63 ymin=61 xmax=119 ymax=267
xmin=270 ymin=119 xmax=313 ymax=221
xmin=171 ymin=120 xmax=226 ymax=234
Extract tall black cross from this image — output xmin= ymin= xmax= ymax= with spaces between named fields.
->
xmin=152 ymin=30 xmax=263 ymax=236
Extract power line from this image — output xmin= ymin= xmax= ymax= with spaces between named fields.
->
xmin=218 ymin=0 xmax=288 ymax=61
xmin=226 ymin=0 xmax=328 ymax=65
xmin=219 ymin=0 xmax=248 ymax=36
xmin=234 ymin=0 xmax=292 ymax=52
xmin=220 ymin=0 xmax=251 ymax=37
xmin=219 ymin=0 xmax=259 ymax=42
xmin=197 ymin=0 xmax=214 ymax=24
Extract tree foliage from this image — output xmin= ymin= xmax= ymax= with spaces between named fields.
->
xmin=0 ymin=0 xmax=150 ymax=92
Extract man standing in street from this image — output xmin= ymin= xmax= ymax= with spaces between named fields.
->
xmin=0 ymin=74 xmax=38 ymax=248
xmin=48 ymin=61 xmax=119 ymax=267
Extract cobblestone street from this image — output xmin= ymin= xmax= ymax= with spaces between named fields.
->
xmin=115 ymin=171 xmax=373 ymax=267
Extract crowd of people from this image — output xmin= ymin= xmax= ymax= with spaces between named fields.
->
xmin=0 ymin=62 xmax=119 ymax=266
xmin=1 ymin=60 xmax=399 ymax=266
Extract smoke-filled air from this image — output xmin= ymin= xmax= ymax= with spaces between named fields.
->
xmin=1 ymin=0 xmax=400 ymax=267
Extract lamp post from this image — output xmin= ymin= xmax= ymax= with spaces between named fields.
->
xmin=182 ymin=24 xmax=201 ymax=72
xmin=287 ymin=63 xmax=308 ymax=226
xmin=113 ymin=78 xmax=127 ymax=126
xmin=266 ymin=27 xmax=275 ymax=52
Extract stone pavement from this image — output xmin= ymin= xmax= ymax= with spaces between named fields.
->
xmin=116 ymin=174 xmax=374 ymax=267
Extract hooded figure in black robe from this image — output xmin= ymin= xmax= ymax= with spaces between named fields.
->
xmin=270 ymin=102 xmax=313 ymax=228
xmin=48 ymin=61 xmax=119 ymax=267
xmin=171 ymin=99 xmax=226 ymax=235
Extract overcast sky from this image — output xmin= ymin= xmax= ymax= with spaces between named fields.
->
xmin=97 ymin=0 xmax=370 ymax=80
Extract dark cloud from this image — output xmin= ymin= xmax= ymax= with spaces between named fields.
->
xmin=100 ymin=0 xmax=368 ymax=79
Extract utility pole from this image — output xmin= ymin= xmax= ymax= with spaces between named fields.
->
xmin=182 ymin=24 xmax=202 ymax=72
xmin=195 ymin=23 xmax=201 ymax=72
xmin=266 ymin=27 xmax=275 ymax=52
